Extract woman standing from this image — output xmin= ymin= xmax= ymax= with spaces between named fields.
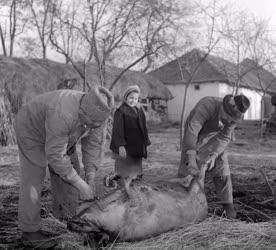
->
xmin=110 ymin=85 xmax=151 ymax=179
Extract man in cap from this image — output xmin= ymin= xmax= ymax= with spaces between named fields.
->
xmin=178 ymin=94 xmax=250 ymax=219
xmin=14 ymin=86 xmax=114 ymax=249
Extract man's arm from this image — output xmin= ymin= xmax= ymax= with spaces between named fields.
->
xmin=81 ymin=123 xmax=105 ymax=175
xmin=179 ymin=97 xmax=215 ymax=177
xmin=45 ymin=110 xmax=81 ymax=184
xmin=45 ymin=110 xmax=93 ymax=200
xmin=183 ymin=97 xmax=214 ymax=151
xmin=197 ymin=122 xmax=236 ymax=167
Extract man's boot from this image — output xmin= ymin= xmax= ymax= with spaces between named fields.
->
xmin=22 ymin=231 xmax=57 ymax=249
xmin=222 ymin=203 xmax=237 ymax=219
xmin=213 ymin=175 xmax=237 ymax=219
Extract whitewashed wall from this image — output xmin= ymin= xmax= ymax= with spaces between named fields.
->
xmin=166 ymin=82 xmax=262 ymax=122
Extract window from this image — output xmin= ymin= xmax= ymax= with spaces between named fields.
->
xmin=194 ymin=84 xmax=200 ymax=90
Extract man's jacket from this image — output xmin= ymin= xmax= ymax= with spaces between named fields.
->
xmin=183 ymin=96 xmax=235 ymax=154
xmin=15 ymin=90 xmax=103 ymax=183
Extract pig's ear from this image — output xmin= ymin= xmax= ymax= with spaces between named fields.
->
xmin=76 ymin=201 xmax=94 ymax=216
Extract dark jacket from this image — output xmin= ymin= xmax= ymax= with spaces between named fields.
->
xmin=183 ymin=96 xmax=235 ymax=153
xmin=110 ymin=102 xmax=151 ymax=158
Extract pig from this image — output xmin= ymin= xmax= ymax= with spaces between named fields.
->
xmin=67 ymin=166 xmax=208 ymax=243
xmin=67 ymin=124 xmax=233 ymax=243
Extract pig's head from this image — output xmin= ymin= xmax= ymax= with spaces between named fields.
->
xmin=67 ymin=215 xmax=100 ymax=233
xmin=67 ymin=189 xmax=127 ymax=243
xmin=67 ymin=201 xmax=112 ymax=247
xmin=67 ymin=198 xmax=103 ymax=232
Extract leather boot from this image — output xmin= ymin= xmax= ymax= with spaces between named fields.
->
xmin=22 ymin=231 xmax=57 ymax=249
xmin=213 ymin=176 xmax=236 ymax=219
xmin=222 ymin=203 xmax=237 ymax=219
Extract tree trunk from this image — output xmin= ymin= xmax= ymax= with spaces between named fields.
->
xmin=42 ymin=45 xmax=47 ymax=59
xmin=0 ymin=25 xmax=7 ymax=56
xmin=179 ymin=84 xmax=190 ymax=148
xmin=260 ymin=96 xmax=265 ymax=138
xmin=9 ymin=37 xmax=14 ymax=56
xmin=9 ymin=0 xmax=16 ymax=56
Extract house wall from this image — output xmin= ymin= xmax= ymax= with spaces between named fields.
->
xmin=166 ymin=83 xmax=220 ymax=122
xmin=166 ymin=82 xmax=263 ymax=122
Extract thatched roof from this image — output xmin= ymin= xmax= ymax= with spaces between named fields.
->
xmin=240 ymin=58 xmax=276 ymax=93
xmin=149 ymin=49 xmax=276 ymax=94
xmin=0 ymin=56 xmax=172 ymax=113
xmin=84 ymin=63 xmax=173 ymax=101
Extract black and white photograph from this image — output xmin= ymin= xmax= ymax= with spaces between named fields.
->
xmin=0 ymin=0 xmax=276 ymax=249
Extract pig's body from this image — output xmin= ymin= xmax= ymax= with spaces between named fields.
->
xmin=71 ymin=177 xmax=207 ymax=241
xmin=68 ymin=125 xmax=233 ymax=242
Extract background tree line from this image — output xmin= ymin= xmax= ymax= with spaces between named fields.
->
xmin=1 ymin=0 xmax=276 ymax=144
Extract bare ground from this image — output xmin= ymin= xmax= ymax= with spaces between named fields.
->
xmin=0 ymin=124 xmax=276 ymax=249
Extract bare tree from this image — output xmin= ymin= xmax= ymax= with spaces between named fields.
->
xmin=0 ymin=0 xmax=27 ymax=56
xmin=49 ymin=0 xmax=185 ymax=91
xmin=19 ymin=36 xmax=41 ymax=58
xmin=49 ymin=0 xmax=83 ymax=63
xmin=25 ymin=0 xmax=55 ymax=59
xmin=170 ymin=0 xmax=221 ymax=147
xmin=217 ymin=9 xmax=276 ymax=137
xmin=243 ymin=20 xmax=276 ymax=137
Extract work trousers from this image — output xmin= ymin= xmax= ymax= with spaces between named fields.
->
xmin=17 ymin=142 xmax=80 ymax=232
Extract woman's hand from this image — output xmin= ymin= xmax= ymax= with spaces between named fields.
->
xmin=119 ymin=146 xmax=127 ymax=158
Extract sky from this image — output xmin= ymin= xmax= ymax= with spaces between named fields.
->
xmin=233 ymin=0 xmax=276 ymax=31
xmin=2 ymin=0 xmax=276 ymax=62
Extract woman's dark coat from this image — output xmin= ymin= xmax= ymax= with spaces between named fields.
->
xmin=110 ymin=102 xmax=151 ymax=158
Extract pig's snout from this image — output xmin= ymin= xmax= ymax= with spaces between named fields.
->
xmin=67 ymin=217 xmax=100 ymax=233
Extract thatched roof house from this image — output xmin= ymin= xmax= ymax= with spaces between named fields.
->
xmin=150 ymin=49 xmax=276 ymax=94
xmin=149 ymin=49 xmax=276 ymax=122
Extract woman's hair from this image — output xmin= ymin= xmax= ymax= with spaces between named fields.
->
xmin=123 ymin=85 xmax=141 ymax=100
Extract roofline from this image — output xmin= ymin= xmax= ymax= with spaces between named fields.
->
xmin=162 ymin=80 xmax=275 ymax=95
xmin=162 ymin=79 xmax=229 ymax=85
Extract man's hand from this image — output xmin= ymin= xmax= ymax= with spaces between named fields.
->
xmin=119 ymin=146 xmax=127 ymax=158
xmin=204 ymin=152 xmax=218 ymax=171
xmin=185 ymin=150 xmax=200 ymax=177
xmin=74 ymin=178 xmax=95 ymax=201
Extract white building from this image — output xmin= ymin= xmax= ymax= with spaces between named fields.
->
xmin=150 ymin=49 xmax=276 ymax=122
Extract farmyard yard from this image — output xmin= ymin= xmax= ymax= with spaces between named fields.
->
xmin=1 ymin=122 xmax=276 ymax=249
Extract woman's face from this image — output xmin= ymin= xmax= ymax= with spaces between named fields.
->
xmin=126 ymin=92 xmax=139 ymax=107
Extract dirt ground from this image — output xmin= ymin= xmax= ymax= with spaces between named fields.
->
xmin=0 ymin=122 xmax=276 ymax=249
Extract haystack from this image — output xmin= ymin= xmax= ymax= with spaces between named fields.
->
xmin=0 ymin=56 xmax=172 ymax=145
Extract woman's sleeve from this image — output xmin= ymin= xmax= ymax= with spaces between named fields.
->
xmin=110 ymin=109 xmax=126 ymax=153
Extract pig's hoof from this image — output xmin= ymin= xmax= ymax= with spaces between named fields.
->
xmin=104 ymin=173 xmax=119 ymax=188
xmin=97 ymin=232 xmax=110 ymax=246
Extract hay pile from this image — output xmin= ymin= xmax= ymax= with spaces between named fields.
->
xmin=115 ymin=218 xmax=276 ymax=250
xmin=0 ymin=56 xmax=172 ymax=145
xmin=1 ymin=184 xmax=276 ymax=250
